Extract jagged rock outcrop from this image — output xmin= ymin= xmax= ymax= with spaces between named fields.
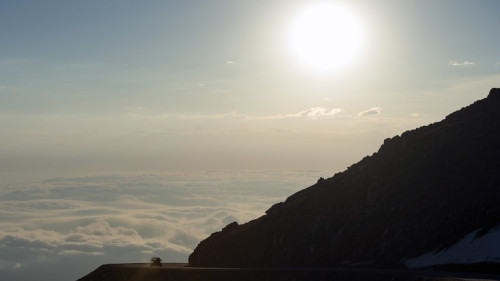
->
xmin=189 ymin=89 xmax=500 ymax=268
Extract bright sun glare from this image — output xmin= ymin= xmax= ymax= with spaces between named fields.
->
xmin=289 ymin=3 xmax=364 ymax=72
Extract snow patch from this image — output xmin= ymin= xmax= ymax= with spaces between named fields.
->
xmin=405 ymin=227 xmax=500 ymax=268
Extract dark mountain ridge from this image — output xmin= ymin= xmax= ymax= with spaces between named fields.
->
xmin=189 ymin=88 xmax=500 ymax=268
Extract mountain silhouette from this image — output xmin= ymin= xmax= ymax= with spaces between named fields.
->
xmin=189 ymin=88 xmax=500 ymax=268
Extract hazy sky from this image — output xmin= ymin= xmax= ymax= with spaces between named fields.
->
xmin=1 ymin=0 xmax=499 ymax=184
xmin=1 ymin=1 xmax=500 ymax=280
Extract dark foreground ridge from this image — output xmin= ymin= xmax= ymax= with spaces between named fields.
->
xmin=190 ymin=88 xmax=500 ymax=268
xmin=77 ymin=263 xmax=500 ymax=281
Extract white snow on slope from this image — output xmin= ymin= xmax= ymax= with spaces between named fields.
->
xmin=405 ymin=227 xmax=500 ymax=268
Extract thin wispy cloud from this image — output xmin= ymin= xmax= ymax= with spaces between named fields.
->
xmin=0 ymin=85 xmax=14 ymax=92
xmin=358 ymin=106 xmax=381 ymax=117
xmin=249 ymin=107 xmax=343 ymax=120
xmin=286 ymin=107 xmax=343 ymax=120
xmin=448 ymin=60 xmax=475 ymax=66
xmin=168 ymin=112 xmax=243 ymax=120
xmin=126 ymin=107 xmax=343 ymax=122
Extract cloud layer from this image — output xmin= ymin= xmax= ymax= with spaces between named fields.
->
xmin=0 ymin=170 xmax=326 ymax=281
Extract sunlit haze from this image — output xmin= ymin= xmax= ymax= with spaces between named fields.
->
xmin=1 ymin=0 xmax=499 ymax=185
xmin=1 ymin=1 xmax=500 ymax=281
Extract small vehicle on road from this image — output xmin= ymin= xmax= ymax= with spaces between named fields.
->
xmin=150 ymin=257 xmax=162 ymax=267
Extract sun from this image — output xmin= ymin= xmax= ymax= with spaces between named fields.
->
xmin=289 ymin=3 xmax=364 ymax=72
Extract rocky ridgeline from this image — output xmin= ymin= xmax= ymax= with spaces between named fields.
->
xmin=189 ymin=88 xmax=500 ymax=268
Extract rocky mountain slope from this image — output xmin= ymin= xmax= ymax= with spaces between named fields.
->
xmin=189 ymin=88 xmax=500 ymax=268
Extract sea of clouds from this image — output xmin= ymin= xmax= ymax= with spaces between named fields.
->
xmin=0 ymin=170 xmax=327 ymax=281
